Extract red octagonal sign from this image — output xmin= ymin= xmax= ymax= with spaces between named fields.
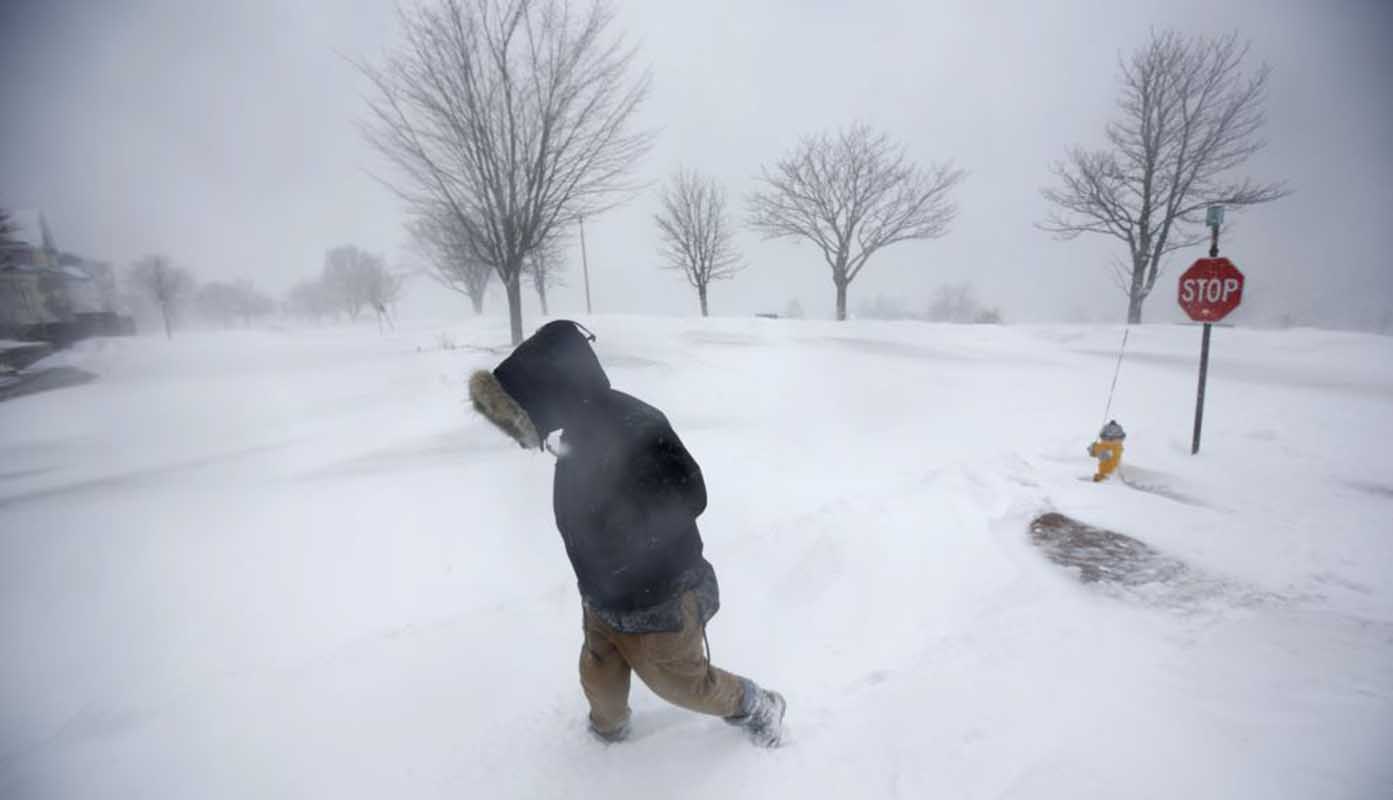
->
xmin=1178 ymin=257 xmax=1245 ymax=322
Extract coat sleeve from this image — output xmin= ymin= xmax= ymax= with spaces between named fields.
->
xmin=637 ymin=426 xmax=707 ymax=519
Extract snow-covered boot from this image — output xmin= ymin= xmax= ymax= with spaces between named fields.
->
xmin=724 ymin=680 xmax=786 ymax=748
xmin=587 ymin=714 xmax=631 ymax=745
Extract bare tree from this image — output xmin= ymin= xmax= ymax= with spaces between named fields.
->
xmin=322 ymin=245 xmax=387 ymax=321
xmin=655 ymin=170 xmax=742 ymax=317
xmin=407 ymin=209 xmax=494 ymax=314
xmin=748 ymin=124 xmax=964 ymax=321
xmin=128 ymin=255 xmax=194 ymax=339
xmin=360 ymin=0 xmax=653 ymax=344
xmin=525 ymin=234 xmax=566 ymax=316
xmin=1040 ymin=30 xmax=1288 ymax=323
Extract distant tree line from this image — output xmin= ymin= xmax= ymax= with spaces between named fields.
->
xmin=857 ymin=284 xmax=1002 ymax=325
xmin=113 ymin=244 xmax=403 ymax=339
xmin=122 ymin=256 xmax=280 ymax=338
xmin=196 ymin=279 xmax=275 ymax=330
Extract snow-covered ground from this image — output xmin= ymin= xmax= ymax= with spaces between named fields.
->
xmin=1 ymin=316 xmax=1390 ymax=799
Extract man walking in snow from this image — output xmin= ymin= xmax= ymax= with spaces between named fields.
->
xmin=468 ymin=320 xmax=786 ymax=747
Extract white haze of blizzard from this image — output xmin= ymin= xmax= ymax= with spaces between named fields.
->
xmin=0 ymin=317 xmax=1390 ymax=799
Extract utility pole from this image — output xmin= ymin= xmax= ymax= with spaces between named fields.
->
xmin=578 ymin=215 xmax=593 ymax=315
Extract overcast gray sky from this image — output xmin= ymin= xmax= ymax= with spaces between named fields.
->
xmin=2 ymin=0 xmax=1390 ymax=327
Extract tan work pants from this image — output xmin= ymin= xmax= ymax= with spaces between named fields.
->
xmin=580 ymin=593 xmax=747 ymax=734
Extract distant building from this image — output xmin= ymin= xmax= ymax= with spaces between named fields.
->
xmin=1 ymin=210 xmax=123 ymax=340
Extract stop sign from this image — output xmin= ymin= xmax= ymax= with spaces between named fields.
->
xmin=1178 ymin=257 xmax=1245 ymax=322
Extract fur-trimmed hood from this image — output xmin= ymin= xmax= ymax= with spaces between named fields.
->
xmin=469 ymin=320 xmax=609 ymax=448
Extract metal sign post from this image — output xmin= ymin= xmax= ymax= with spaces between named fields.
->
xmin=1195 ymin=208 xmax=1220 ymax=456
xmin=1191 ymin=322 xmax=1212 ymax=455
xmin=1181 ymin=205 xmax=1240 ymax=455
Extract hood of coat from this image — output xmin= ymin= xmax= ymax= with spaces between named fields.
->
xmin=469 ymin=320 xmax=610 ymax=448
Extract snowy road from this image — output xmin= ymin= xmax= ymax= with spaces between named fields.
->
xmin=1 ymin=318 xmax=1390 ymax=798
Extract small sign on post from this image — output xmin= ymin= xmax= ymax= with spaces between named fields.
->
xmin=1180 ymin=206 xmax=1243 ymax=455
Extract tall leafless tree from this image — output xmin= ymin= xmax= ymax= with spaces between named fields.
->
xmin=655 ymin=169 xmax=743 ymax=317
xmin=748 ymin=124 xmax=964 ymax=321
xmin=1040 ymin=30 xmax=1288 ymax=324
xmin=360 ymin=0 xmax=652 ymax=344
xmin=128 ymin=255 xmax=194 ymax=339
xmin=407 ymin=209 xmax=494 ymax=315
xmin=525 ymin=234 xmax=566 ymax=316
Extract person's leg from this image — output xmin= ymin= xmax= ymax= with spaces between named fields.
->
xmin=579 ymin=607 xmax=632 ymax=740
xmin=617 ymin=594 xmax=750 ymax=719
xmin=621 ymin=594 xmax=785 ymax=746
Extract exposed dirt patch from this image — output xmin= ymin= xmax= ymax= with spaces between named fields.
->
xmin=1030 ymin=512 xmax=1188 ymax=586
xmin=1029 ymin=512 xmax=1278 ymax=613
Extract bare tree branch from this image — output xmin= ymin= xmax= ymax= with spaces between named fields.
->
xmin=1040 ymin=30 xmax=1289 ymax=323
xmin=655 ymin=169 xmax=743 ymax=317
xmin=748 ymin=124 xmax=964 ymax=320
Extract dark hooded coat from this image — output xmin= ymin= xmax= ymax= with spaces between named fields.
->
xmin=472 ymin=321 xmax=718 ymax=633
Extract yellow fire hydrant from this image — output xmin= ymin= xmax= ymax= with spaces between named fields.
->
xmin=1087 ymin=420 xmax=1126 ymax=482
